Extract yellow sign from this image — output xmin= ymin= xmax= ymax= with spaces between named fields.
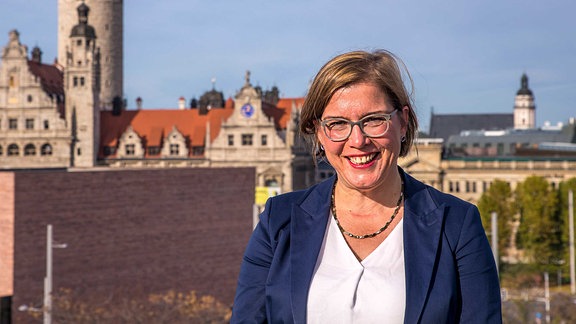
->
xmin=255 ymin=186 xmax=281 ymax=205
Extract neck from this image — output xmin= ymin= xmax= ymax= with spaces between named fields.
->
xmin=335 ymin=171 xmax=403 ymax=208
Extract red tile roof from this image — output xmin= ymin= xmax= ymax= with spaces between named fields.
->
xmin=263 ymin=97 xmax=305 ymax=129
xmin=27 ymin=60 xmax=65 ymax=117
xmin=99 ymin=97 xmax=305 ymax=159
xmin=100 ymin=106 xmax=234 ymax=158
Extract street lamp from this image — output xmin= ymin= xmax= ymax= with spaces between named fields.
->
xmin=44 ymin=224 xmax=67 ymax=324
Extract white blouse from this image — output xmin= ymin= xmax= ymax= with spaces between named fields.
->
xmin=307 ymin=214 xmax=406 ymax=324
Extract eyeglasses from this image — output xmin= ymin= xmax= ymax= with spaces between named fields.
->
xmin=320 ymin=110 xmax=397 ymax=142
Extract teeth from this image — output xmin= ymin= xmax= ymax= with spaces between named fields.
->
xmin=349 ymin=154 xmax=376 ymax=164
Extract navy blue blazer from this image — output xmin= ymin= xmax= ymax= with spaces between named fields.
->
xmin=231 ymin=169 xmax=502 ymax=323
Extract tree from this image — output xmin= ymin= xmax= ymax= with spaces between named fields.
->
xmin=558 ymin=177 xmax=576 ymax=273
xmin=515 ymin=176 xmax=563 ymax=270
xmin=478 ymin=179 xmax=514 ymax=266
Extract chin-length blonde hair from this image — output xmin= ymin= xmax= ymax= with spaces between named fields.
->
xmin=299 ymin=49 xmax=418 ymax=159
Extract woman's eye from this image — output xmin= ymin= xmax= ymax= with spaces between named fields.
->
xmin=327 ymin=120 xmax=348 ymax=128
xmin=364 ymin=117 xmax=386 ymax=126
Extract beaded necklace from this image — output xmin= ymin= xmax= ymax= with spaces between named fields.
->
xmin=331 ymin=180 xmax=404 ymax=239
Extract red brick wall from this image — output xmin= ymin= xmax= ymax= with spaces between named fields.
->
xmin=0 ymin=172 xmax=15 ymax=297
xmin=10 ymin=167 xmax=254 ymax=321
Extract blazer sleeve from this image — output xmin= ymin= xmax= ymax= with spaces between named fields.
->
xmin=230 ymin=199 xmax=275 ymax=323
xmin=456 ymin=204 xmax=502 ymax=323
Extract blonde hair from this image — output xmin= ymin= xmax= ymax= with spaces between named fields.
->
xmin=300 ymin=49 xmax=418 ymax=157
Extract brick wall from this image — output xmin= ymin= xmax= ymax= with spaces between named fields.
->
xmin=0 ymin=172 xmax=15 ymax=297
xmin=9 ymin=167 xmax=254 ymax=321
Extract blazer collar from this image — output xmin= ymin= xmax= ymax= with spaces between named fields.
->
xmin=290 ymin=176 xmax=335 ymax=324
xmin=401 ymin=170 xmax=446 ymax=323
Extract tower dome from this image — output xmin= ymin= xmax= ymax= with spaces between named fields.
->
xmin=513 ymin=73 xmax=536 ymax=129
xmin=516 ymin=73 xmax=533 ymax=96
xmin=70 ymin=3 xmax=96 ymax=39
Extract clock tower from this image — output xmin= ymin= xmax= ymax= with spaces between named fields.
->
xmin=207 ymin=71 xmax=293 ymax=193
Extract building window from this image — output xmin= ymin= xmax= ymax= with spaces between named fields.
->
xmin=497 ymin=143 xmax=504 ymax=155
xmin=24 ymin=144 xmax=36 ymax=156
xmin=147 ymin=146 xmax=160 ymax=155
xmin=170 ymin=144 xmax=179 ymax=155
xmin=44 ymin=120 xmax=49 ymax=130
xmin=9 ymin=75 xmax=15 ymax=87
xmin=125 ymin=144 xmax=135 ymax=156
xmin=80 ymin=77 xmax=85 ymax=86
xmin=27 ymin=95 xmax=33 ymax=103
xmin=9 ymin=118 xmax=17 ymax=130
xmin=73 ymin=77 xmax=78 ymax=87
xmin=449 ymin=181 xmax=454 ymax=192
xmin=41 ymin=143 xmax=52 ymax=156
xmin=192 ymin=146 xmax=204 ymax=156
xmin=261 ymin=135 xmax=268 ymax=146
xmin=7 ymin=144 xmax=19 ymax=156
xmin=465 ymin=181 xmax=470 ymax=193
xmin=472 ymin=182 xmax=477 ymax=193
xmin=103 ymin=146 xmax=116 ymax=156
xmin=242 ymin=134 xmax=253 ymax=146
xmin=228 ymin=135 xmax=234 ymax=146
xmin=76 ymin=39 xmax=82 ymax=46
xmin=26 ymin=119 xmax=34 ymax=130
xmin=0 ymin=145 xmax=3 ymax=156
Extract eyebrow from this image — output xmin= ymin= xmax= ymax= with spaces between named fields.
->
xmin=321 ymin=110 xmax=395 ymax=120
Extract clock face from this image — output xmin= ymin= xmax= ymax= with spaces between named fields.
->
xmin=241 ymin=103 xmax=255 ymax=118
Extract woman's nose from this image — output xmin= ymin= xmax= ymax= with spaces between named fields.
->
xmin=348 ymin=124 xmax=368 ymax=146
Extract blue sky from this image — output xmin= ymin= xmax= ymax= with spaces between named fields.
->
xmin=1 ymin=0 xmax=574 ymax=132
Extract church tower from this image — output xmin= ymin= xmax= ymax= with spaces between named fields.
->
xmin=65 ymin=3 xmax=100 ymax=167
xmin=513 ymin=73 xmax=536 ymax=129
xmin=58 ymin=0 xmax=123 ymax=111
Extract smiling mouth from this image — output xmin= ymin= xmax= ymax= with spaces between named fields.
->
xmin=348 ymin=153 xmax=378 ymax=165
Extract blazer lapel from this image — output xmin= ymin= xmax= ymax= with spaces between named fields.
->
xmin=402 ymin=172 xmax=446 ymax=324
xmin=290 ymin=177 xmax=334 ymax=324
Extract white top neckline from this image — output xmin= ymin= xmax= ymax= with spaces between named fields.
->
xmin=307 ymin=214 xmax=406 ymax=324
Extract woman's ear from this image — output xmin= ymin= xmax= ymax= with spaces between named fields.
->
xmin=401 ymin=106 xmax=410 ymax=134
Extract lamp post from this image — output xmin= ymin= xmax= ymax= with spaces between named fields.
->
xmin=44 ymin=224 xmax=67 ymax=324
xmin=569 ymin=189 xmax=575 ymax=295
xmin=491 ymin=211 xmax=499 ymax=274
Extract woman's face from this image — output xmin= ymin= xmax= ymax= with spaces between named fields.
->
xmin=316 ymin=82 xmax=408 ymax=192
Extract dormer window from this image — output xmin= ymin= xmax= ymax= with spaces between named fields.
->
xmin=170 ymin=144 xmax=179 ymax=155
xmin=125 ymin=144 xmax=135 ymax=156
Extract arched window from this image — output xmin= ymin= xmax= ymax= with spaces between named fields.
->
xmin=41 ymin=143 xmax=52 ymax=156
xmin=24 ymin=144 xmax=36 ymax=156
xmin=0 ymin=145 xmax=3 ymax=155
xmin=7 ymin=144 xmax=19 ymax=156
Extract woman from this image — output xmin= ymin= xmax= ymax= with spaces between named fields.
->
xmin=231 ymin=50 xmax=502 ymax=323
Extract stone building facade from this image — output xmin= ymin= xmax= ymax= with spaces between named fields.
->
xmin=0 ymin=2 xmax=315 ymax=196
xmin=0 ymin=30 xmax=70 ymax=169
